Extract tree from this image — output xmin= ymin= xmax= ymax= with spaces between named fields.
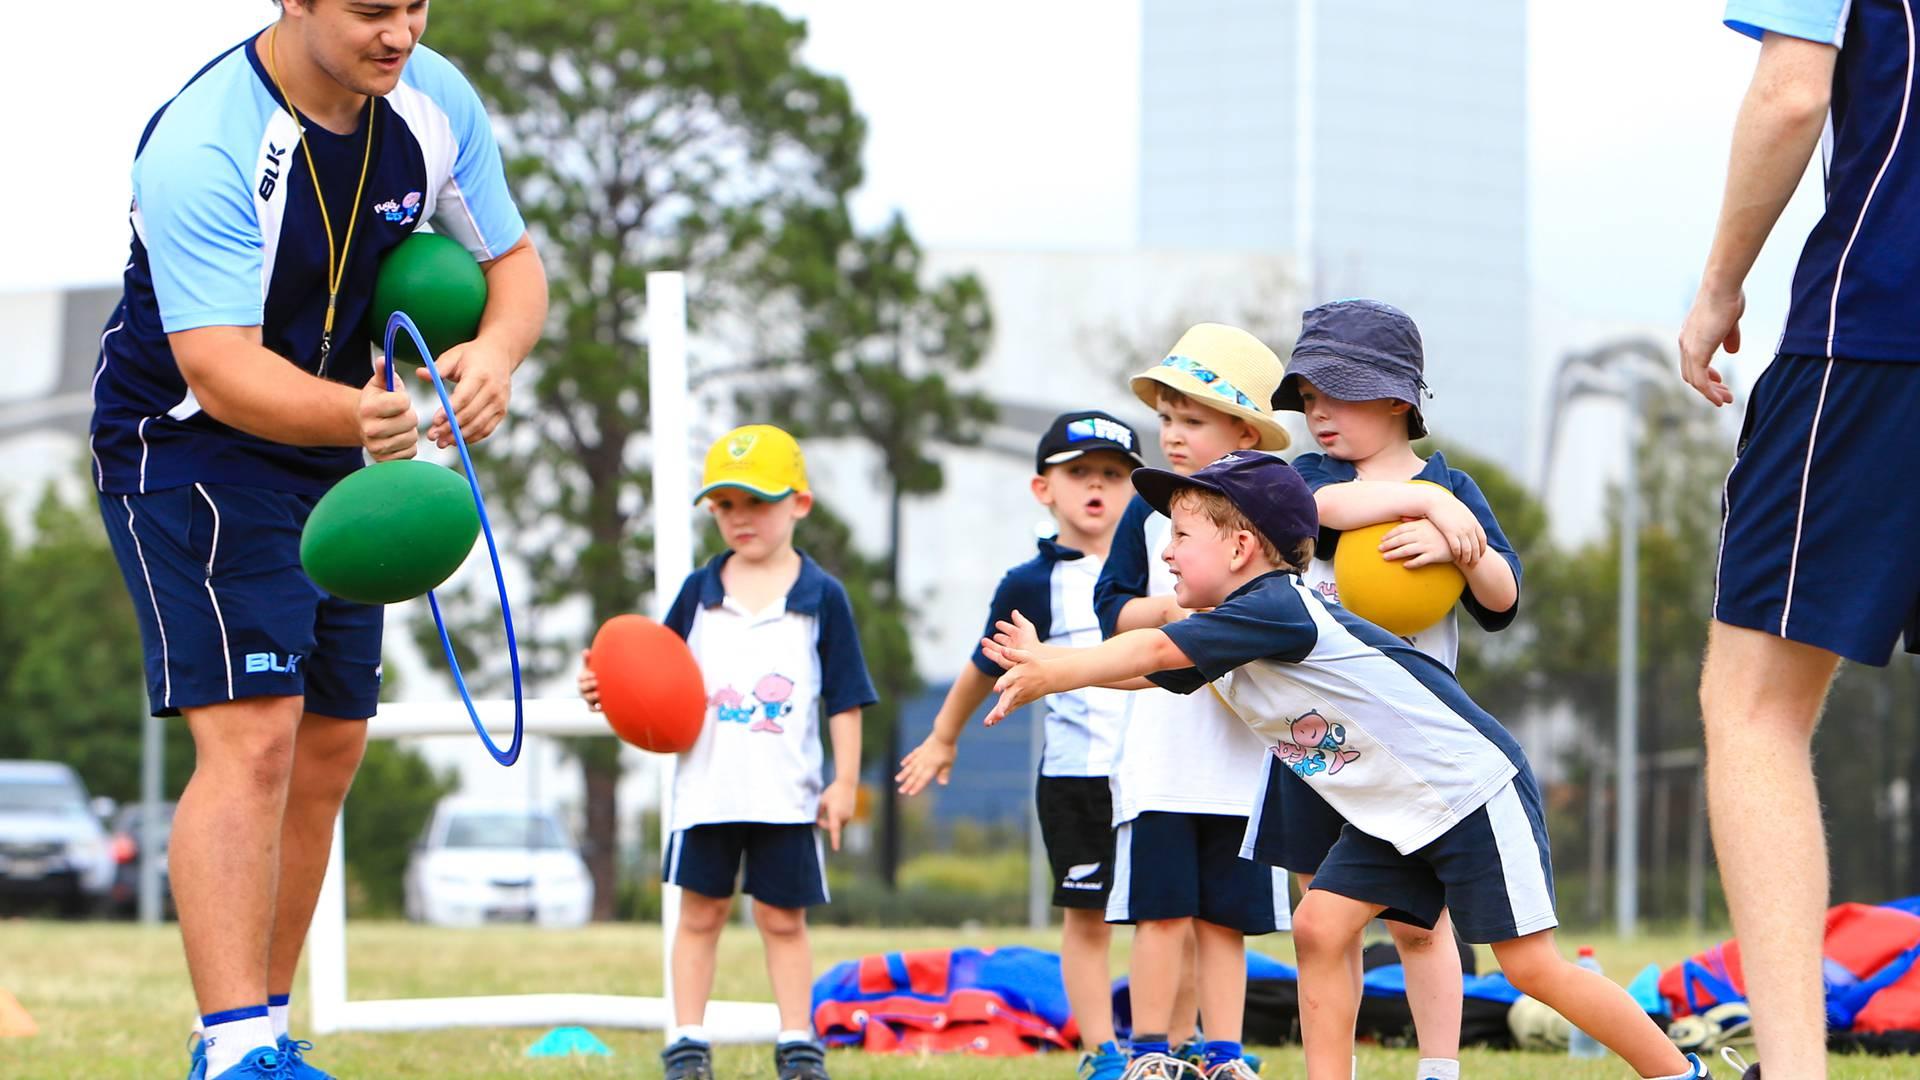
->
xmin=423 ymin=0 xmax=926 ymax=914
xmin=741 ymin=207 xmax=996 ymax=885
xmin=342 ymin=741 xmax=458 ymax=916
xmin=0 ymin=482 xmax=191 ymax=801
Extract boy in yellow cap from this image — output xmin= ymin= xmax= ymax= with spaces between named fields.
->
xmin=578 ymin=424 xmax=876 ymax=1080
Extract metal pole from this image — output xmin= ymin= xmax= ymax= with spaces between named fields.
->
xmin=646 ymin=271 xmax=692 ymax=1014
xmin=1027 ymin=706 xmax=1048 ymax=930
xmin=1615 ymin=375 xmax=1642 ymax=936
xmin=138 ymin=711 xmax=163 ymax=924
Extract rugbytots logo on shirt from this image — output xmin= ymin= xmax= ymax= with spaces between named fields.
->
xmin=372 ymin=191 xmax=422 ymax=226
xmin=708 ymin=673 xmax=796 ymax=734
xmin=1272 ymin=710 xmax=1360 ymax=778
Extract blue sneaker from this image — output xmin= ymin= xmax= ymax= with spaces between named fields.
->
xmin=1078 ymin=1040 xmax=1128 ymax=1080
xmin=277 ymin=1036 xmax=335 ymax=1079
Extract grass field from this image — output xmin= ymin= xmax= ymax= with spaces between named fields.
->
xmin=0 ymin=920 xmax=1906 ymax=1078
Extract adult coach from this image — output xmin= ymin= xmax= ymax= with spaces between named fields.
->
xmin=1680 ymin=4 xmax=1905 ymax=1078
xmin=89 ymin=1 xmax=546 ymax=1076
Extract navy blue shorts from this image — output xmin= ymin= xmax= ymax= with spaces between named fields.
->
xmin=1107 ymin=811 xmax=1290 ymax=933
xmin=1307 ymin=775 xmax=1557 ymax=944
xmin=1242 ymin=753 xmax=1347 ymax=875
xmin=98 ymin=484 xmax=384 ymax=719
xmin=1717 ymin=353 xmax=1920 ymax=665
xmin=663 ymin=822 xmax=828 ymax=909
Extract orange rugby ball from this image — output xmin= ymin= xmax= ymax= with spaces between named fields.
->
xmin=589 ymin=614 xmax=706 ymax=753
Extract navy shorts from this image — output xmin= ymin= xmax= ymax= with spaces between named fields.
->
xmin=1307 ymin=775 xmax=1557 ymax=944
xmin=98 ymin=484 xmax=384 ymax=718
xmin=1035 ymin=775 xmax=1116 ymax=910
xmin=1242 ymin=753 xmax=1347 ymax=876
xmin=1717 ymin=353 xmax=1920 ymax=665
xmin=1107 ymin=811 xmax=1290 ymax=933
xmin=663 ymin=822 xmax=828 ymax=909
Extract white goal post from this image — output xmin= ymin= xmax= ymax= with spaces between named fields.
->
xmin=302 ymin=272 xmax=781 ymax=1040
xmin=303 ymin=698 xmax=779 ymax=1041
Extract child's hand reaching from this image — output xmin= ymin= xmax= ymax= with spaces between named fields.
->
xmin=896 ymin=736 xmax=958 ymax=796
xmin=985 ymin=654 xmax=1048 ymax=726
xmin=1378 ymin=518 xmax=1460 ymax=569
xmin=818 ymin=777 xmax=856 ymax=851
xmin=576 ymin=649 xmax=601 ymax=711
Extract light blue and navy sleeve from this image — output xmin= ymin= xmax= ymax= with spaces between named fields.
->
xmin=134 ymin=122 xmax=264 ymax=333
xmin=405 ymin=46 xmax=526 ymax=259
xmin=1725 ymin=1 xmax=1850 ymax=44
xmin=660 ymin=572 xmax=705 ymax=641
xmin=817 ymin=578 xmax=880 ymax=716
xmin=1095 ymin=495 xmax=1156 ymax=639
xmin=1152 ymin=580 xmax=1321 ymax=693
xmin=971 ymin=558 xmax=1054 ymax=676
xmin=1449 ymin=468 xmax=1523 ymax=633
xmin=1291 ymin=452 xmax=1340 ymax=493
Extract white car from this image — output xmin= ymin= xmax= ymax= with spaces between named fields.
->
xmin=403 ymin=799 xmax=593 ymax=928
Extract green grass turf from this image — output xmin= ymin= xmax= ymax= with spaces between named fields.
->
xmin=0 ymin=920 xmax=1906 ymax=1077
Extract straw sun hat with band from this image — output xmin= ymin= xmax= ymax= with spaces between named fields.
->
xmin=1129 ymin=323 xmax=1292 ymax=451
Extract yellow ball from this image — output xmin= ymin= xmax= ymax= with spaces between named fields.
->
xmin=1331 ymin=480 xmax=1466 ymax=637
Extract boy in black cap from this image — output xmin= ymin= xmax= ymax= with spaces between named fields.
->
xmin=897 ymin=409 xmax=1144 ymax=1080
xmin=1270 ymin=298 xmax=1523 ymax=1080
xmin=977 ymin=453 xmax=1704 ymax=1080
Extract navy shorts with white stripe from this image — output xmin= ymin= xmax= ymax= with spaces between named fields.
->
xmin=97 ymin=483 xmax=383 ymax=718
xmin=1716 ymin=353 xmax=1920 ymax=666
xmin=663 ymin=822 xmax=829 ymax=909
xmin=1305 ymin=772 xmax=1557 ymax=944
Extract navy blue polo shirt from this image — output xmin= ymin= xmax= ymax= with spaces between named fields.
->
xmin=1727 ymin=1 xmax=1920 ymax=360
xmin=90 ymin=33 xmax=526 ymax=496
xmin=969 ymin=538 xmax=1127 ymax=776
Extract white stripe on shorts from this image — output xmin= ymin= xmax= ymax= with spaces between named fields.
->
xmin=194 ymin=485 xmax=234 ymax=700
xmin=664 ymin=830 xmax=684 ymax=886
xmin=1106 ymin=820 xmax=1134 ymax=923
xmin=1486 ymin=784 xmax=1557 ymax=937
xmin=814 ymin=829 xmax=830 ymax=903
xmin=1268 ymin=865 xmax=1292 ymax=931
xmin=121 ymin=496 xmax=172 ymax=709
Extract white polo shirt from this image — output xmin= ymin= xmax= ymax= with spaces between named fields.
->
xmin=661 ymin=551 xmax=878 ymax=831
xmin=1096 ymin=496 xmax=1272 ymax=825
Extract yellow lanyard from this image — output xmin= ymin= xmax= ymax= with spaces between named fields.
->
xmin=266 ymin=24 xmax=375 ymax=376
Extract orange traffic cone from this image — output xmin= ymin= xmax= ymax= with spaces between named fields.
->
xmin=0 ymin=989 xmax=37 ymax=1037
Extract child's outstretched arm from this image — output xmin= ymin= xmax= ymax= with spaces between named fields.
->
xmin=896 ymin=666 xmax=996 ymax=795
xmin=576 ymin=648 xmax=601 ymax=711
xmin=986 ymin=629 xmax=1191 ymax=725
xmin=1316 ymin=481 xmax=1487 ymax=565
xmin=819 ymin=706 xmax=862 ymax=851
xmin=979 ymin=611 xmax=1157 ymax=698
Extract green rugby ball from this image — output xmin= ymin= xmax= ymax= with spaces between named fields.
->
xmin=300 ymin=459 xmax=481 ymax=604
xmin=367 ymin=231 xmax=487 ymax=363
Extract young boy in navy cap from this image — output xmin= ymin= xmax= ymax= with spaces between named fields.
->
xmin=977 ymin=453 xmax=1706 ymax=1080
xmin=1268 ymin=298 xmax=1523 ymax=1080
xmin=898 ymin=409 xmax=1145 ymax=1080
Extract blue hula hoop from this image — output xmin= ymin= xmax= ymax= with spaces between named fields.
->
xmin=384 ymin=311 xmax=523 ymax=767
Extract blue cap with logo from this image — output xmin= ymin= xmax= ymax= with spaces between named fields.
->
xmin=1035 ymin=410 xmax=1147 ymax=474
xmin=1130 ymin=451 xmax=1319 ymax=553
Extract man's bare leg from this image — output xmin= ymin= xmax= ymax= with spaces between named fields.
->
xmin=173 ymin=697 xmax=304 ymax=1013
xmin=266 ymin=713 xmax=370 ymax=1005
xmin=1701 ymin=621 xmax=1841 ymax=1078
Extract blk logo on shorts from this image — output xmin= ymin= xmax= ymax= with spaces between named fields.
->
xmin=244 ymin=652 xmax=303 ymax=674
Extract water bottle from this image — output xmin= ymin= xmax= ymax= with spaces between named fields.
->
xmin=1569 ymin=945 xmax=1607 ymax=1058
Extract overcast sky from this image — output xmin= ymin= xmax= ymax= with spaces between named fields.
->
xmin=4 ymin=1 xmax=1822 ymax=391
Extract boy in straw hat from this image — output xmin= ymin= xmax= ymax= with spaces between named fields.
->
xmin=1091 ymin=324 xmax=1292 ymax=1080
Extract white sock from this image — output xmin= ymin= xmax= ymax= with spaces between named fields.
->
xmin=200 ymin=1008 xmax=274 ymax=1076
xmin=777 ymin=1028 xmax=815 ymax=1046
xmin=1418 ymin=1059 xmax=1461 ymax=1080
xmin=268 ymin=995 xmax=290 ymax=1041
xmin=668 ymin=1024 xmax=709 ymax=1046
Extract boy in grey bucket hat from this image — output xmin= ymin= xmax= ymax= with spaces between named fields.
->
xmin=1273 ymin=298 xmax=1429 ymax=439
xmin=1271 ymin=297 xmax=1525 ymax=1080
